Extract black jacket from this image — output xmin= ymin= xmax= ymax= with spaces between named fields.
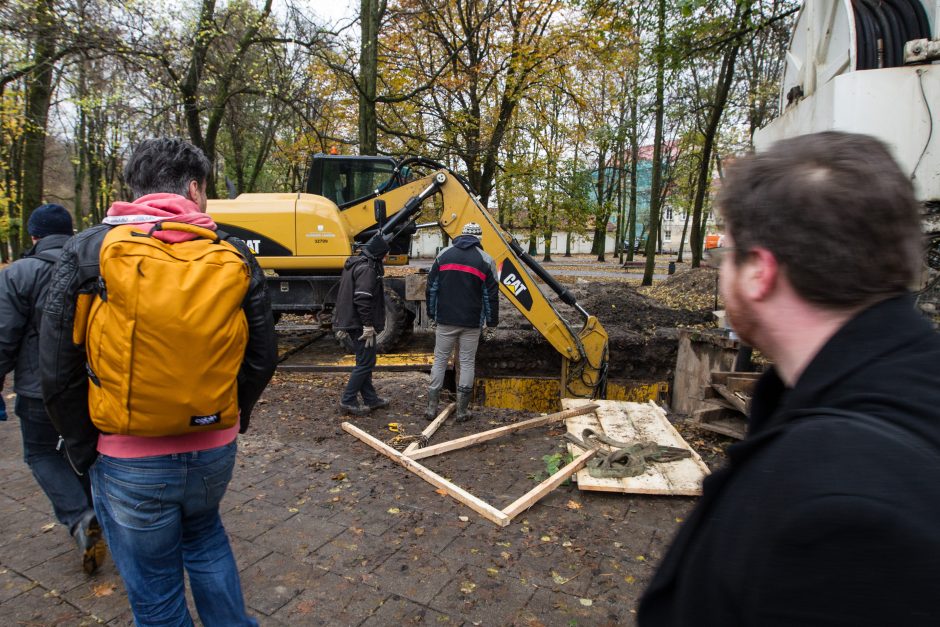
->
xmin=426 ymin=235 xmax=499 ymax=328
xmin=333 ymin=254 xmax=386 ymax=332
xmin=0 ymin=234 xmax=71 ymax=399
xmin=639 ymin=295 xmax=940 ymax=626
xmin=40 ymin=224 xmax=277 ymax=474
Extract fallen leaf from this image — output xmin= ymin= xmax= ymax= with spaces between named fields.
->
xmin=579 ymin=598 xmax=593 ymax=606
xmin=540 ymin=535 xmax=552 ymax=542
xmin=331 ymin=472 xmax=347 ymax=481
xmin=460 ymin=581 xmax=476 ymax=594
xmin=625 ymin=575 xmax=636 ymax=584
xmin=486 ymin=567 xmax=499 ymax=577
xmin=414 ymin=527 xmax=425 ymax=536
xmin=675 ymin=517 xmax=684 ymax=523
xmin=41 ymin=523 xmax=56 ymax=533
xmin=635 ymin=555 xmax=646 ymax=562
xmin=387 ymin=507 xmax=400 ymax=515
xmin=458 ymin=516 xmax=469 ymax=522
xmin=562 ymin=541 xmax=572 ymax=548
xmin=566 ymin=500 xmax=582 ymax=510
xmin=500 ymin=551 xmax=511 ymax=560
xmin=288 ymin=507 xmax=299 ymax=513
xmin=435 ymin=488 xmax=448 ymax=496
xmin=93 ymin=583 xmax=116 ymax=597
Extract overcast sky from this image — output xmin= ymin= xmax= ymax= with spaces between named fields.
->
xmin=305 ymin=0 xmax=357 ymax=25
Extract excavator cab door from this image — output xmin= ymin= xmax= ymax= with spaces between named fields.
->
xmin=306 ymin=155 xmax=399 ymax=208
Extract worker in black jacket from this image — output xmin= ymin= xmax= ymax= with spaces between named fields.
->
xmin=638 ymin=132 xmax=940 ymax=626
xmin=334 ymin=235 xmax=391 ymax=415
xmin=424 ymin=222 xmax=499 ymax=422
xmin=0 ymin=204 xmax=105 ymax=574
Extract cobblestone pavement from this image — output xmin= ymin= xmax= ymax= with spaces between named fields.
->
xmin=0 ymin=377 xmax=696 ymax=626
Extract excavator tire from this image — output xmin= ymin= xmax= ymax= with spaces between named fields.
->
xmin=334 ymin=287 xmax=408 ymax=354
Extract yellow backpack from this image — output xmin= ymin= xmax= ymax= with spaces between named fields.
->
xmin=76 ymin=222 xmax=250 ymax=436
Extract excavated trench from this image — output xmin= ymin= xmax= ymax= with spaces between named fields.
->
xmin=278 ymin=268 xmax=720 ymax=413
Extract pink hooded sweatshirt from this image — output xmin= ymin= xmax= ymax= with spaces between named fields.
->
xmin=96 ymin=194 xmax=239 ymax=459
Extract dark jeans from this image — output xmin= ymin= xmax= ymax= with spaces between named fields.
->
xmin=15 ymin=395 xmax=94 ymax=533
xmin=341 ymin=334 xmax=380 ymax=406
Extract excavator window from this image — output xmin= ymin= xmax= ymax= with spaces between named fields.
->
xmin=306 ymin=155 xmax=397 ymax=208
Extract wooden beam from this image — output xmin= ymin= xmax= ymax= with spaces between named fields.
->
xmin=342 ymin=422 xmax=510 ymax=526
xmin=403 ymin=402 xmax=456 ymax=455
xmin=405 ymin=403 xmax=599 ymax=461
xmin=501 ymin=449 xmax=597 ymax=520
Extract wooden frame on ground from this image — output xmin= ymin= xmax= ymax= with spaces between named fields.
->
xmin=342 ymin=403 xmax=599 ymax=526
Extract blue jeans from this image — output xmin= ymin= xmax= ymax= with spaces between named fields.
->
xmin=341 ymin=333 xmax=380 ymax=406
xmin=90 ymin=441 xmax=256 ymax=627
xmin=15 ymin=395 xmax=94 ymax=532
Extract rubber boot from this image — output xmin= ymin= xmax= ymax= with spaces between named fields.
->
xmin=424 ymin=387 xmax=441 ymax=422
xmin=455 ymin=385 xmax=473 ymax=423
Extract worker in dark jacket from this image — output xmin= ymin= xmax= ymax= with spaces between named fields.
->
xmin=0 ymin=204 xmax=105 ymax=574
xmin=639 ymin=132 xmax=940 ymax=626
xmin=334 ymin=235 xmax=390 ymax=415
xmin=425 ymin=222 xmax=499 ymax=422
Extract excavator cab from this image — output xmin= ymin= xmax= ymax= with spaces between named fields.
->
xmin=306 ymin=155 xmax=401 ymax=208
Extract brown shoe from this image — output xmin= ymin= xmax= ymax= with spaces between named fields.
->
xmin=73 ymin=510 xmax=107 ymax=575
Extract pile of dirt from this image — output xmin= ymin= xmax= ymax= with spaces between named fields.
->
xmin=638 ymin=267 xmax=722 ymax=313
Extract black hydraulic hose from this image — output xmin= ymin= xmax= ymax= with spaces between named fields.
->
xmin=852 ymin=0 xmax=879 ymax=69
xmin=507 ymin=238 xmax=590 ymax=322
xmin=852 ymin=0 xmax=932 ymax=70
xmin=375 ymin=173 xmax=445 ymax=242
xmin=858 ymin=0 xmax=898 ymax=67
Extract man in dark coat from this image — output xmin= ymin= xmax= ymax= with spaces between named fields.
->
xmin=638 ymin=132 xmax=940 ymax=626
xmin=334 ymin=235 xmax=390 ymax=415
xmin=0 ymin=204 xmax=106 ymax=574
xmin=424 ymin=222 xmax=499 ymax=422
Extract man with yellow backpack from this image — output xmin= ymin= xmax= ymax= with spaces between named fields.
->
xmin=41 ymin=138 xmax=277 ymax=626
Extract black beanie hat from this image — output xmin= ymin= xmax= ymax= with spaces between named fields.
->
xmin=361 ymin=235 xmax=390 ymax=259
xmin=27 ymin=204 xmax=73 ymax=238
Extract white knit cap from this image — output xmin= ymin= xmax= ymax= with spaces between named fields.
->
xmin=461 ymin=222 xmax=483 ymax=238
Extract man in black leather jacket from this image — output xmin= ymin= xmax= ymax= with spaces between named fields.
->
xmin=0 ymin=204 xmax=105 ymax=574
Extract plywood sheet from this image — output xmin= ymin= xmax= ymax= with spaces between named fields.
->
xmin=562 ymin=399 xmax=710 ymax=496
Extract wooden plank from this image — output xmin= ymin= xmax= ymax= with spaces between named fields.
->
xmin=712 ymin=383 xmax=748 ymax=414
xmin=342 ymin=422 xmax=510 ymax=526
xmin=403 ymin=403 xmax=456 ymax=455
xmin=693 ymin=406 xmax=747 ymax=439
xmin=405 ymin=403 xmax=599 ymax=461
xmin=710 ymin=370 xmax=761 ymax=386
xmin=563 ymin=399 xmax=710 ymax=496
xmin=727 ymin=375 xmax=758 ymax=395
xmin=501 ymin=449 xmax=597 ymax=520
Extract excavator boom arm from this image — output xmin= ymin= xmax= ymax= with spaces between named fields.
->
xmin=345 ymin=168 xmax=609 ymax=399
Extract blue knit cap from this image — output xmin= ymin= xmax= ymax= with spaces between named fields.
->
xmin=27 ymin=204 xmax=73 ymax=238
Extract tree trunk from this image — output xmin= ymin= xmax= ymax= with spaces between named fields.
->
xmin=689 ymin=3 xmax=750 ymax=267
xmin=20 ymin=0 xmax=58 ymax=248
xmin=358 ymin=0 xmax=381 ymax=155
xmin=642 ymin=0 xmax=666 ymax=286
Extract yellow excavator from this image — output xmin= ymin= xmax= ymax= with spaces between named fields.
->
xmin=207 ymin=156 xmax=608 ymax=399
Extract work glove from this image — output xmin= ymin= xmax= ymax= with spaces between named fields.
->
xmin=429 ymin=319 xmax=437 ymax=331
xmin=359 ymin=326 xmax=376 ymax=348
xmin=482 ymin=327 xmax=496 ymax=342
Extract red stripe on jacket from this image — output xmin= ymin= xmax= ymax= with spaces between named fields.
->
xmin=439 ymin=263 xmax=486 ymax=281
